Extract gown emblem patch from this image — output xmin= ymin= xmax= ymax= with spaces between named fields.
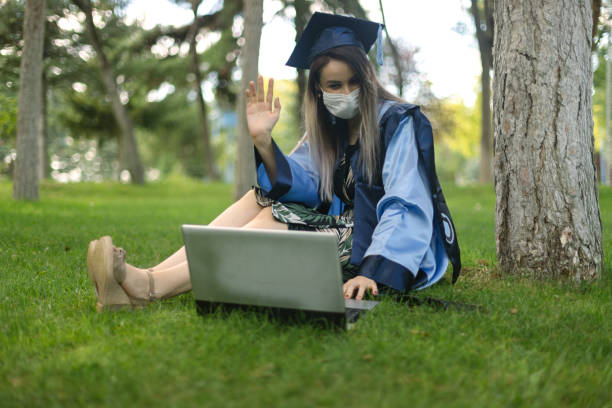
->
xmin=441 ymin=213 xmax=455 ymax=244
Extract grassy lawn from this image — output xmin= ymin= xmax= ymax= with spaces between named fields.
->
xmin=1 ymin=178 xmax=610 ymax=407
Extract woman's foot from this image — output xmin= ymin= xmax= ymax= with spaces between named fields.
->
xmin=87 ymin=236 xmax=132 ymax=311
xmin=113 ymin=249 xmax=156 ymax=304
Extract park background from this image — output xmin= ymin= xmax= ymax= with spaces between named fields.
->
xmin=3 ymin=0 xmax=611 ymax=187
xmin=1 ymin=0 xmax=611 ymax=406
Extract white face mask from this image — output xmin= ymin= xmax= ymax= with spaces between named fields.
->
xmin=322 ymin=88 xmax=360 ymax=120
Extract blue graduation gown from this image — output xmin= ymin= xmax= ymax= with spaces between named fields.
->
xmin=254 ymin=103 xmax=449 ymax=291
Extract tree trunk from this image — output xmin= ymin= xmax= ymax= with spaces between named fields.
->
xmin=297 ymin=68 xmax=306 ymax=122
xmin=293 ymin=0 xmax=309 ymax=124
xmin=591 ymin=0 xmax=601 ymax=51
xmin=13 ymin=0 xmax=46 ymax=201
xmin=493 ymin=0 xmax=602 ymax=280
xmin=479 ymin=50 xmax=492 ymax=183
xmin=189 ymin=0 xmax=216 ymax=180
xmin=470 ymin=0 xmax=494 ymax=183
xmin=234 ymin=0 xmax=263 ymax=200
xmin=75 ymin=0 xmax=145 ymax=184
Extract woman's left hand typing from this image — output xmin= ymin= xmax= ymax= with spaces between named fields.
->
xmin=343 ymin=276 xmax=378 ymax=300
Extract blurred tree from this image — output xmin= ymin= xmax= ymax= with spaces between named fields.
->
xmin=2 ymin=0 xmax=247 ymax=182
xmin=186 ymin=0 xmax=215 ymax=180
xmin=0 ymin=0 xmax=25 ymax=177
xmin=73 ymin=0 xmax=145 ymax=184
xmin=165 ymin=0 xmax=241 ymax=180
xmin=123 ymin=0 xmax=242 ymax=179
xmin=280 ymin=0 xmax=310 ymax=124
xmin=468 ymin=0 xmax=493 ymax=184
xmin=592 ymin=0 xmax=602 ymax=50
xmin=234 ymin=0 xmax=263 ymax=200
xmin=376 ymin=0 xmax=403 ymax=97
xmin=13 ymin=0 xmax=46 ymax=200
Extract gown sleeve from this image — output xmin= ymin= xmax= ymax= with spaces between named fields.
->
xmin=358 ymin=116 xmax=449 ymax=291
xmin=254 ymin=138 xmax=321 ymax=208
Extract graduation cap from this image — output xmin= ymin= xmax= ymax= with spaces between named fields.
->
xmin=286 ymin=12 xmax=384 ymax=70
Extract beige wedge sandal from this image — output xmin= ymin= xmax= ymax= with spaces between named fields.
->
xmin=87 ymin=236 xmax=133 ymax=311
xmin=87 ymin=239 xmax=99 ymax=297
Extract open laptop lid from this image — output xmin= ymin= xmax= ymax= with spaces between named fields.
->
xmin=181 ymin=225 xmax=346 ymax=314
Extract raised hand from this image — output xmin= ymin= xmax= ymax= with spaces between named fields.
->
xmin=246 ymin=75 xmax=281 ymax=150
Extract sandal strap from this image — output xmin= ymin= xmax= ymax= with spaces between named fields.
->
xmin=147 ymin=269 xmax=156 ymax=301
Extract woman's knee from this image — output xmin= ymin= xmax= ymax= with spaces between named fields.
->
xmin=239 ymin=189 xmax=263 ymax=209
xmin=252 ymin=206 xmax=275 ymax=223
xmin=244 ymin=206 xmax=286 ymax=230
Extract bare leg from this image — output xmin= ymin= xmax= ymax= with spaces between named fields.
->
xmin=209 ymin=189 xmax=265 ymax=228
xmin=243 ymin=206 xmax=287 ymax=230
xmin=122 ymin=262 xmax=191 ymax=300
xmin=120 ymin=194 xmax=288 ymax=300
xmin=149 ymin=189 xmax=264 ymax=272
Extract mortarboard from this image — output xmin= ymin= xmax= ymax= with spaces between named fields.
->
xmin=286 ymin=12 xmax=384 ymax=70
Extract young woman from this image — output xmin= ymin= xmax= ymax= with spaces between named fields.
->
xmin=87 ymin=12 xmax=458 ymax=311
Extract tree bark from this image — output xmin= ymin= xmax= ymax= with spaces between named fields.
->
xmin=74 ymin=0 xmax=145 ymax=184
xmin=234 ymin=0 xmax=263 ymax=200
xmin=14 ymin=0 xmax=46 ymax=201
xmin=189 ymin=0 xmax=216 ymax=180
xmin=493 ymin=0 xmax=603 ymax=280
xmin=470 ymin=0 xmax=494 ymax=183
xmin=293 ymin=0 xmax=309 ymax=124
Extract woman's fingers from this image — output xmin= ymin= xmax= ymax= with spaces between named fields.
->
xmin=248 ymin=81 xmax=256 ymax=105
xmin=343 ymin=277 xmax=378 ymax=299
xmin=356 ymin=285 xmax=366 ymax=300
xmin=246 ymin=76 xmax=278 ymax=112
xmin=257 ymin=75 xmax=264 ymax=102
xmin=274 ymin=97 xmax=281 ymax=114
xmin=343 ymin=282 xmax=355 ymax=299
xmin=266 ymin=78 xmax=274 ymax=109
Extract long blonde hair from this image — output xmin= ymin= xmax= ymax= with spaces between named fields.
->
xmin=303 ymin=46 xmax=402 ymax=202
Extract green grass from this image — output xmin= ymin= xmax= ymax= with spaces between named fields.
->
xmin=1 ymin=178 xmax=610 ymax=407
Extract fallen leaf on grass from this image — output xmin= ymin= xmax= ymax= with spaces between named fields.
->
xmin=510 ymin=308 xmax=518 ymax=314
xmin=410 ymin=329 xmax=429 ymax=337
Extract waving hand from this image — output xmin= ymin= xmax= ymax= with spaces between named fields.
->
xmin=246 ymin=75 xmax=281 ymax=150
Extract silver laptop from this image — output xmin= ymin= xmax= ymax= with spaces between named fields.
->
xmin=181 ymin=225 xmax=379 ymax=328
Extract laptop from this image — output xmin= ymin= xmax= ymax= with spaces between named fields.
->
xmin=181 ymin=225 xmax=379 ymax=329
